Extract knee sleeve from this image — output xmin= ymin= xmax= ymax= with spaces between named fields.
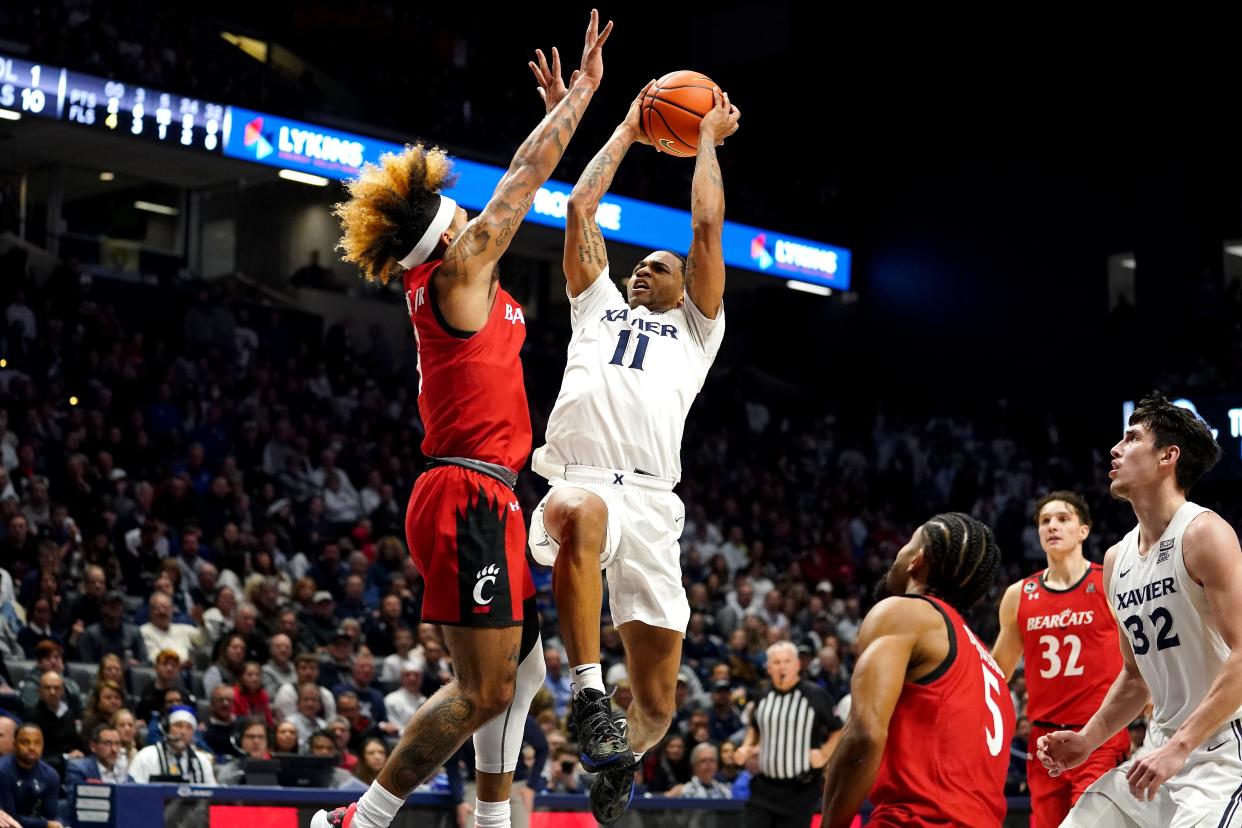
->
xmin=474 ymin=597 xmax=546 ymax=774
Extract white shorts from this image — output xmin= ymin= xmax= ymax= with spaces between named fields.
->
xmin=529 ymin=465 xmax=689 ymax=633
xmin=1062 ymin=719 xmax=1242 ymax=828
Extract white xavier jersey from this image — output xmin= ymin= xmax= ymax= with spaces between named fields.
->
xmin=532 ymin=268 xmax=724 ymax=483
xmin=1109 ymin=501 xmax=1242 ymax=732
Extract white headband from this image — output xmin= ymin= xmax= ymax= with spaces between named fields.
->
xmin=398 ymin=196 xmax=458 ymax=269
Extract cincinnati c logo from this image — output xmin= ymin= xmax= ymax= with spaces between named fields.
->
xmin=473 ymin=565 xmax=500 ymax=605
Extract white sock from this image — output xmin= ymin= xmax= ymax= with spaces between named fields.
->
xmin=474 ymin=798 xmax=510 ymax=828
xmin=350 ymin=780 xmax=406 ymax=828
xmin=632 ymin=750 xmax=645 ymax=764
xmin=570 ymin=663 xmax=604 ymax=696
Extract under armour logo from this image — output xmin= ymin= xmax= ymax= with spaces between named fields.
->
xmin=613 ymin=473 xmax=624 ymax=485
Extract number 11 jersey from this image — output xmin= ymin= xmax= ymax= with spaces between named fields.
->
xmin=1017 ymin=562 xmax=1121 ymax=727
xmin=532 ymin=268 xmax=724 ymax=483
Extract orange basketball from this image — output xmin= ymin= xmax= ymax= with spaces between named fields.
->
xmin=640 ymin=70 xmax=719 ymax=157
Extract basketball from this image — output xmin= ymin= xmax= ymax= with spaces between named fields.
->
xmin=641 ymin=70 xmax=719 ymax=157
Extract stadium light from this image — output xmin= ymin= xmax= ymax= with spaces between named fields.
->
xmin=134 ymin=200 xmax=180 ymax=216
xmin=787 ymin=280 xmax=832 ymax=297
xmin=278 ymin=169 xmax=330 ymax=187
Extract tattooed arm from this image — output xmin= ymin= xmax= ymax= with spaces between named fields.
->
xmin=683 ymin=89 xmax=740 ymax=320
xmin=435 ymin=9 xmax=613 ymax=331
xmin=558 ymin=82 xmax=653 ymax=297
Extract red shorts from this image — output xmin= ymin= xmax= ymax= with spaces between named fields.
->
xmin=1027 ymin=724 xmax=1129 ymax=828
xmin=405 ymin=464 xmax=534 ymax=627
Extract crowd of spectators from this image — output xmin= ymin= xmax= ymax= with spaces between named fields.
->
xmin=0 ymin=236 xmax=1239 ymax=828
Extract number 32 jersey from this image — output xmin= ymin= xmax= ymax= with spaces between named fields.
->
xmin=1017 ymin=562 xmax=1121 ymax=727
xmin=1110 ymin=501 xmax=1242 ymax=733
xmin=533 ymin=268 xmax=724 ymax=483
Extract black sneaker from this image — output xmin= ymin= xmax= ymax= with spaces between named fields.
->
xmin=590 ymin=758 xmax=637 ymax=825
xmin=569 ymin=688 xmax=631 ymax=771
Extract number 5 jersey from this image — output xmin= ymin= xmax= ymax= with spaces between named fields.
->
xmin=532 ymin=267 xmax=724 ymax=483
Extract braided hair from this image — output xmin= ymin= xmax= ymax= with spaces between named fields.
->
xmin=334 ymin=144 xmax=459 ymax=285
xmin=919 ymin=512 xmax=1001 ymax=614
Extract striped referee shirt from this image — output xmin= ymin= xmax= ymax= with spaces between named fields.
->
xmin=752 ymin=680 xmax=841 ymax=780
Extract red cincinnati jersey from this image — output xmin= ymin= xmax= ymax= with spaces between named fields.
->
xmin=868 ymin=595 xmax=1015 ymax=828
xmin=402 ymin=261 xmax=532 ymax=473
xmin=1016 ymin=562 xmax=1121 ymax=726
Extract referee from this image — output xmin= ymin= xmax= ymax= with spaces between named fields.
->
xmin=734 ymin=642 xmax=842 ymax=827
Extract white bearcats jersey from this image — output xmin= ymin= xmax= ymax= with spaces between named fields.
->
xmin=1110 ymin=501 xmax=1242 ymax=732
xmin=533 ymin=268 xmax=724 ymax=483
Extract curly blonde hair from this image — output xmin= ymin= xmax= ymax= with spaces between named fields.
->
xmin=334 ymin=143 xmax=458 ymax=285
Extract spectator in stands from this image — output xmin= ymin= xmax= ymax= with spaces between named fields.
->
xmin=134 ymin=650 xmax=192 ymax=723
xmin=138 ymin=593 xmax=200 ymax=666
xmin=718 ymin=577 xmax=759 ymax=637
xmin=308 ymin=730 xmax=365 ymax=790
xmin=543 ymin=647 xmax=572 ymax=718
xmin=383 ymin=659 xmax=427 ymax=729
xmin=261 ymin=633 xmax=295 ymax=696
xmin=301 ymin=590 xmax=339 ymax=648
xmin=111 ymin=710 xmax=139 ymax=779
xmin=0 ymin=723 xmax=62 ymax=828
xmin=0 ymin=717 xmax=14 ymax=756
xmin=379 ymin=626 xmax=417 ymax=683
xmin=92 ymin=656 xmax=129 ymax=704
xmin=65 ymin=565 xmax=107 ymax=632
xmin=334 ymin=574 xmax=368 ymax=622
xmin=22 ymin=672 xmax=81 ymax=776
xmin=544 ymin=745 xmax=584 ymax=794
xmin=333 ymin=692 xmax=378 ymax=756
xmin=273 ymin=653 xmax=336 ymax=722
xmin=216 ymin=718 xmax=271 ymax=785
xmin=81 ymin=681 xmax=124 ymax=741
xmin=17 ymin=642 xmax=83 ymax=717
xmin=65 ymin=723 xmax=127 ymax=785
xmin=188 ymin=562 xmax=220 ymax=615
xmin=811 ymin=645 xmax=850 ymax=703
xmin=273 ymin=721 xmax=300 ymax=754
xmin=364 ymin=594 xmax=406 ymax=658
xmin=647 ymin=734 xmax=692 ymax=794
xmin=203 ymin=633 xmax=247 ymax=697
xmin=670 ymin=742 xmax=732 ymax=799
xmin=232 ymin=662 xmax=273 ymax=727
xmin=684 ymin=613 xmax=725 ymax=679
xmin=202 ymin=685 xmax=238 ymax=758
xmin=17 ymin=598 xmax=61 ymax=657
xmin=331 ymin=650 xmax=389 ymax=728
xmin=231 ymin=603 xmax=268 ymax=664
xmin=77 ymin=591 xmax=146 ymax=665
xmin=287 ymin=683 xmax=327 ymax=750
xmin=129 ymin=706 xmax=216 ymax=784
xmin=716 ymin=740 xmax=741 ymax=786
xmin=1 ymin=514 xmax=37 ymax=574
xmin=276 ymin=607 xmax=317 ymax=659
xmin=707 ymin=681 xmax=743 ymax=743
xmin=318 ymin=628 xmax=355 ymax=688
xmin=200 ymin=585 xmax=236 ymax=646
xmin=353 ymin=737 xmax=390 ymax=788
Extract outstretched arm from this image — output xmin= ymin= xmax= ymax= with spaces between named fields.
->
xmin=556 ymin=83 xmax=652 ymax=296
xmin=683 ymin=90 xmax=740 ymax=319
xmin=436 ymin=9 xmax=613 ymax=330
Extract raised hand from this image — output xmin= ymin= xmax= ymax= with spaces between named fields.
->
xmin=699 ymin=88 xmax=741 ymax=147
xmin=620 ymin=80 xmax=655 ymax=145
xmin=529 ymin=47 xmax=580 ymax=115
xmin=577 ymin=8 xmax=614 ymax=87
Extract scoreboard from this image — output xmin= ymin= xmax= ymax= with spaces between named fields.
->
xmin=0 ymin=53 xmax=228 ymax=153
